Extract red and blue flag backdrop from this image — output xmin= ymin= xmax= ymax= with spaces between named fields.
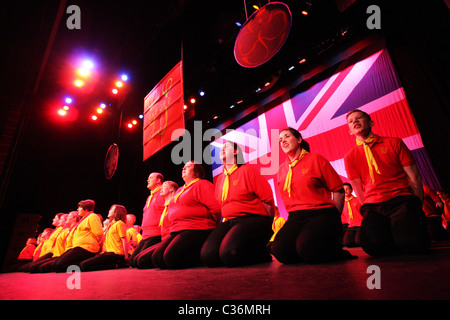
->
xmin=210 ymin=48 xmax=440 ymax=218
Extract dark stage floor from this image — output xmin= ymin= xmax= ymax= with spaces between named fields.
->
xmin=1 ymin=244 xmax=449 ymax=301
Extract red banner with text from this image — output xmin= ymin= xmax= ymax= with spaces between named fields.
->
xmin=143 ymin=61 xmax=185 ymax=161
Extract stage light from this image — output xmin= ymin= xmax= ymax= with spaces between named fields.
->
xmin=235 ymin=22 xmax=242 ymax=27
xmin=100 ymin=103 xmax=107 ymax=109
xmin=132 ymin=120 xmax=137 ymax=125
xmin=127 ymin=123 xmax=133 ymax=128
xmin=301 ymin=2 xmax=311 ymax=15
xmin=139 ymin=114 xmax=144 ymax=119
xmin=288 ymin=65 xmax=295 ymax=71
xmin=253 ymin=5 xmax=259 ymax=10
xmin=199 ymin=90 xmax=205 ymax=96
xmin=63 ymin=105 xmax=69 ymax=111
xmin=115 ymin=81 xmax=123 ymax=88
xmin=65 ymin=97 xmax=73 ymax=104
xmin=77 ymin=68 xmax=90 ymax=77
xmin=58 ymin=109 xmax=67 ymax=116
xmin=96 ymin=108 xmax=103 ymax=114
xmin=112 ymin=88 xmax=118 ymax=94
xmin=121 ymin=74 xmax=128 ymax=81
xmin=299 ymin=58 xmax=307 ymax=64
xmin=190 ymin=98 xmax=196 ymax=104
xmin=183 ymin=105 xmax=188 ymax=110
xmin=91 ymin=115 xmax=98 ymax=120
xmin=74 ymin=79 xmax=84 ymax=87
xmin=230 ymin=105 xmax=235 ymax=109
xmin=82 ymin=60 xmax=94 ymax=69
xmin=213 ymin=115 xmax=219 ymax=120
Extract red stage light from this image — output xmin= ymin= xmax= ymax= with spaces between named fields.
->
xmin=57 ymin=109 xmax=67 ymax=116
xmin=190 ymin=98 xmax=196 ymax=104
xmin=91 ymin=115 xmax=98 ymax=120
xmin=112 ymin=88 xmax=118 ymax=94
xmin=127 ymin=123 xmax=133 ymax=128
xmin=132 ymin=120 xmax=137 ymax=125
xmin=74 ymin=79 xmax=84 ymax=87
xmin=63 ymin=105 xmax=69 ymax=111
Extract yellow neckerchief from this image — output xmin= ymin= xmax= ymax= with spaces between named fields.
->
xmin=174 ymin=178 xmax=200 ymax=203
xmin=283 ymin=149 xmax=309 ymax=198
xmin=356 ymin=133 xmax=381 ymax=184
xmin=158 ymin=199 xmax=171 ymax=227
xmin=345 ymin=195 xmax=354 ymax=219
xmin=145 ymin=185 xmax=162 ymax=209
xmin=221 ymin=164 xmax=239 ymax=201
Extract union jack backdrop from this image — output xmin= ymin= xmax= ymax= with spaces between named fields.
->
xmin=209 ymin=48 xmax=439 ymax=218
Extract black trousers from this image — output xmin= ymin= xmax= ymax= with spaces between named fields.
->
xmin=151 ymin=229 xmax=212 ymax=269
xmin=200 ymin=214 xmax=273 ymax=267
xmin=53 ymin=247 xmax=97 ymax=272
xmin=129 ymin=235 xmax=161 ymax=267
xmin=359 ymin=195 xmax=429 ymax=256
xmin=343 ymin=227 xmax=361 ymax=247
xmin=80 ymin=252 xmax=126 ymax=272
xmin=271 ymin=207 xmax=350 ymax=264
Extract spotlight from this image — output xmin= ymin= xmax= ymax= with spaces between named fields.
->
xmin=301 ymin=2 xmax=311 ymax=15
xmin=96 ymin=108 xmax=103 ymax=114
xmin=190 ymin=98 xmax=196 ymax=104
xmin=299 ymin=58 xmax=307 ymax=64
xmin=74 ymin=79 xmax=84 ymax=87
xmin=115 ymin=81 xmax=123 ymax=88
xmin=199 ymin=90 xmax=205 ymax=96
xmin=77 ymin=68 xmax=90 ymax=77
xmin=100 ymin=103 xmax=107 ymax=109
xmin=63 ymin=105 xmax=69 ymax=111
xmin=132 ymin=120 xmax=137 ymax=125
xmin=253 ymin=5 xmax=259 ymax=10
xmin=65 ymin=97 xmax=73 ymax=104
xmin=183 ymin=105 xmax=188 ymax=110
xmin=82 ymin=60 xmax=94 ymax=69
xmin=112 ymin=88 xmax=118 ymax=94
xmin=235 ymin=22 xmax=242 ymax=27
xmin=121 ymin=74 xmax=128 ymax=81
xmin=91 ymin=115 xmax=98 ymax=120
xmin=139 ymin=114 xmax=144 ymax=119
xmin=58 ymin=109 xmax=67 ymax=116
xmin=127 ymin=123 xmax=133 ymax=128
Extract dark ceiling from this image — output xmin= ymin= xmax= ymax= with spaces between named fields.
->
xmin=2 ymin=0 xmax=448 ymax=228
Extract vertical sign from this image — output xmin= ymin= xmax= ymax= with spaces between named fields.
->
xmin=143 ymin=61 xmax=185 ymax=161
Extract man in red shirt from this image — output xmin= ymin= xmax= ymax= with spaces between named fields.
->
xmin=344 ymin=109 xmax=429 ymax=256
xmin=129 ymin=172 xmax=165 ymax=267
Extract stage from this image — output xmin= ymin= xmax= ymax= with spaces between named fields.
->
xmin=1 ymin=244 xmax=449 ymax=301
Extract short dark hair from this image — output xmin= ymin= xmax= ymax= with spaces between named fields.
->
xmin=346 ymin=109 xmax=372 ymax=121
xmin=224 ymin=141 xmax=245 ymax=166
xmin=78 ymin=199 xmax=95 ymax=212
xmin=343 ymin=182 xmax=353 ymax=190
xmin=191 ymin=161 xmax=205 ymax=179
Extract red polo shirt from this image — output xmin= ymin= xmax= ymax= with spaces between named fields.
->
xmin=343 ymin=196 xmax=363 ymax=227
xmin=277 ymin=153 xmax=343 ymax=212
xmin=168 ymin=179 xmax=220 ymax=233
xmin=141 ymin=188 xmax=166 ymax=239
xmin=215 ymin=164 xmax=274 ymax=220
xmin=344 ymin=135 xmax=416 ymax=204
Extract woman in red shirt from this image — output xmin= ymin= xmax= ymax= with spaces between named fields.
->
xmin=201 ymin=141 xmax=275 ymax=267
xmin=151 ymin=161 xmax=220 ymax=269
xmin=272 ymin=128 xmax=353 ymax=264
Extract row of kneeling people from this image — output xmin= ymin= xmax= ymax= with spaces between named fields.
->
xmin=11 ymin=109 xmax=450 ymax=272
